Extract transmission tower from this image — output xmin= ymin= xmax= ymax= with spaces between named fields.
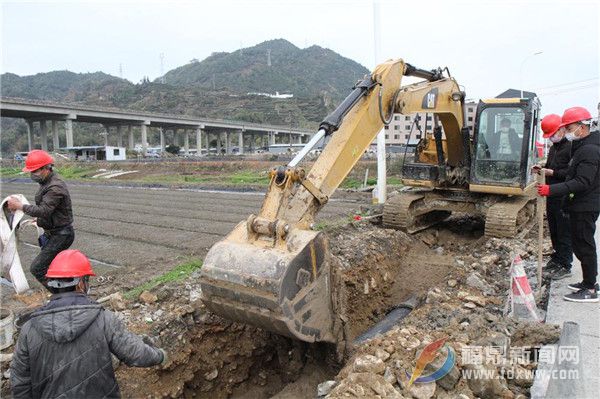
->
xmin=159 ymin=53 xmax=165 ymax=83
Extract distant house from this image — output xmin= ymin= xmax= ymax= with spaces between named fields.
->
xmin=64 ymin=146 xmax=126 ymax=161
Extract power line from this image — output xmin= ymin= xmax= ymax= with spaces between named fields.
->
xmin=538 ymin=83 xmax=598 ymax=96
xmin=535 ymin=77 xmax=598 ymax=91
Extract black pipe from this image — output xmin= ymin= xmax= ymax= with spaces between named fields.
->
xmin=353 ymin=296 xmax=418 ymax=345
xmin=319 ymin=76 xmax=378 ymax=135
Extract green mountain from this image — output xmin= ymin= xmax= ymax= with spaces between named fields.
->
xmin=0 ymin=39 xmax=370 ymax=155
xmin=162 ymin=39 xmax=369 ymax=100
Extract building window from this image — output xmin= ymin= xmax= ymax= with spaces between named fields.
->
xmin=468 ymin=117 xmax=473 ymax=122
xmin=394 ymin=125 xmax=400 ymax=130
xmin=113 ymin=149 xmax=120 ymax=156
xmin=416 ymin=134 xmax=422 ymax=138
xmin=394 ymin=115 xmax=400 ymax=121
xmin=405 ymin=125 xmax=411 ymax=129
xmin=385 ymin=125 xmax=389 ymax=130
xmin=426 ymin=116 xmax=432 ymax=121
xmin=426 ymin=124 xmax=431 ymax=129
xmin=405 ymin=134 xmax=409 ymax=139
xmin=405 ymin=116 xmax=411 ymax=121
xmin=394 ymin=134 xmax=399 ymax=140
xmin=385 ymin=134 xmax=389 ymax=139
xmin=468 ymin=107 xmax=474 ymax=112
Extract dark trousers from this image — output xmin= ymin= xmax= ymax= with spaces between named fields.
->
xmin=30 ymin=227 xmax=75 ymax=286
xmin=547 ymin=197 xmax=573 ymax=268
xmin=569 ymin=212 xmax=599 ymax=289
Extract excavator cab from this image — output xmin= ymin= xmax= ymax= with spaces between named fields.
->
xmin=470 ymin=97 xmax=541 ymax=194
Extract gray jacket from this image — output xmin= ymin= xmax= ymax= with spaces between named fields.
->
xmin=10 ymin=292 xmax=164 ymax=398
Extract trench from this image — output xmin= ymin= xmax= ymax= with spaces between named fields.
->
xmin=114 ymin=219 xmax=487 ymax=399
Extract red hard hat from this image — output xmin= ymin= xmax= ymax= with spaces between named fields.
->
xmin=22 ymin=150 xmax=54 ymax=172
xmin=560 ymin=106 xmax=592 ymax=128
xmin=46 ymin=250 xmax=96 ymax=279
xmin=541 ymin=114 xmax=562 ymax=138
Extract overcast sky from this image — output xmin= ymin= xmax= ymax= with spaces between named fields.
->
xmin=1 ymin=0 xmax=598 ymax=117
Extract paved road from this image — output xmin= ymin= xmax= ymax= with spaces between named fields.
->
xmin=545 ymin=218 xmax=600 ymax=399
xmin=1 ymin=181 xmax=363 ymax=285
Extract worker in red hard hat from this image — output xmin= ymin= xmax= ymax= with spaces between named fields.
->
xmin=10 ymin=250 xmax=167 ymax=398
xmin=7 ymin=149 xmax=75 ymax=287
xmin=537 ymin=106 xmax=600 ymax=302
xmin=532 ymin=114 xmax=573 ymax=280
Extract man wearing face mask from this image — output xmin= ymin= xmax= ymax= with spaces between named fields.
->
xmin=6 ymin=150 xmax=74 ymax=287
xmin=11 ymin=250 xmax=167 ymax=398
xmin=532 ymin=114 xmax=573 ymax=280
xmin=537 ymin=106 xmax=600 ymax=302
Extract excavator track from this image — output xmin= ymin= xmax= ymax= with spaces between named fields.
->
xmin=484 ymin=196 xmax=535 ymax=238
xmin=383 ymin=192 xmax=451 ymax=233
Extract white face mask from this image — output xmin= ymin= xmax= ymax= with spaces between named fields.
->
xmin=549 ymin=134 xmax=562 ymax=143
xmin=565 ymin=125 xmax=582 ymax=141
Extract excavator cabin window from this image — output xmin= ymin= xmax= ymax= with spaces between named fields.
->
xmin=473 ymin=107 xmax=526 ymax=185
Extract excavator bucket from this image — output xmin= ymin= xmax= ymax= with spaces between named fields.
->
xmin=199 ymin=221 xmax=337 ymax=343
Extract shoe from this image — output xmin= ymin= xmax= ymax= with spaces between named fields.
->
xmin=569 ymin=282 xmax=600 ymax=292
xmin=545 ymin=259 xmax=563 ymax=271
xmin=567 ymin=281 xmax=585 ymax=291
xmin=563 ymin=288 xmax=599 ymax=303
xmin=550 ymin=267 xmax=572 ymax=280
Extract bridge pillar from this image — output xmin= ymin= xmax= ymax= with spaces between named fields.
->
xmin=52 ymin=121 xmax=60 ymax=150
xmin=40 ymin=120 xmax=48 ymax=151
xmin=250 ymin=134 xmax=255 ymax=152
xmin=238 ymin=131 xmax=244 ymax=154
xmin=297 ymin=134 xmax=303 ymax=144
xmin=128 ymin=125 xmax=134 ymax=150
xmin=196 ymin=127 xmax=203 ymax=154
xmin=141 ymin=122 xmax=149 ymax=154
xmin=117 ymin=125 xmax=123 ymax=147
xmin=159 ymin=128 xmax=165 ymax=152
xmin=270 ymin=131 xmax=276 ymax=146
xmin=65 ymin=118 xmax=74 ymax=148
xmin=102 ymin=124 xmax=110 ymax=147
xmin=225 ymin=132 xmax=232 ymax=154
xmin=173 ymin=129 xmax=180 ymax=146
xmin=183 ymin=129 xmax=190 ymax=155
xmin=26 ymin=120 xmax=34 ymax=151
xmin=216 ymin=133 xmax=222 ymax=155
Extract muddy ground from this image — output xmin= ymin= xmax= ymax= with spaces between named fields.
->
xmin=0 ymin=179 xmax=558 ymax=398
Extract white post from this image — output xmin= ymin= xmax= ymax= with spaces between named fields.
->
xmin=40 ymin=120 xmax=48 ymax=151
xmin=103 ymin=125 xmax=110 ymax=147
xmin=52 ymin=120 xmax=60 ymax=150
xmin=226 ymin=132 xmax=232 ymax=154
xmin=373 ymin=1 xmax=386 ymax=204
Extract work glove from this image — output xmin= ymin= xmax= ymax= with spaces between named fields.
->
xmin=537 ymin=184 xmax=550 ymax=197
xmin=141 ymin=334 xmax=157 ymax=347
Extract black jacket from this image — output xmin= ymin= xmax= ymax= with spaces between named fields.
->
xmin=545 ymin=139 xmax=572 ymax=184
xmin=550 ymin=130 xmax=600 ymax=212
xmin=10 ymin=292 xmax=164 ymax=399
xmin=22 ymin=172 xmax=73 ymax=232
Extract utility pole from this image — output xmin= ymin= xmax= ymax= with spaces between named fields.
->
xmin=119 ymin=63 xmax=123 ymax=79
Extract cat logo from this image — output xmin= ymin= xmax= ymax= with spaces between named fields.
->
xmin=422 ymin=88 xmax=439 ymax=109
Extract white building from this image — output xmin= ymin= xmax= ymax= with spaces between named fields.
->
xmin=65 ymin=146 xmax=126 ymax=161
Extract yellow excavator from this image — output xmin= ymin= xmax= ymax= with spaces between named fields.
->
xmin=199 ymin=59 xmax=541 ymax=343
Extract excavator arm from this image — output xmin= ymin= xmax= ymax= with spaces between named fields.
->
xmin=199 ymin=59 xmax=466 ymax=343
